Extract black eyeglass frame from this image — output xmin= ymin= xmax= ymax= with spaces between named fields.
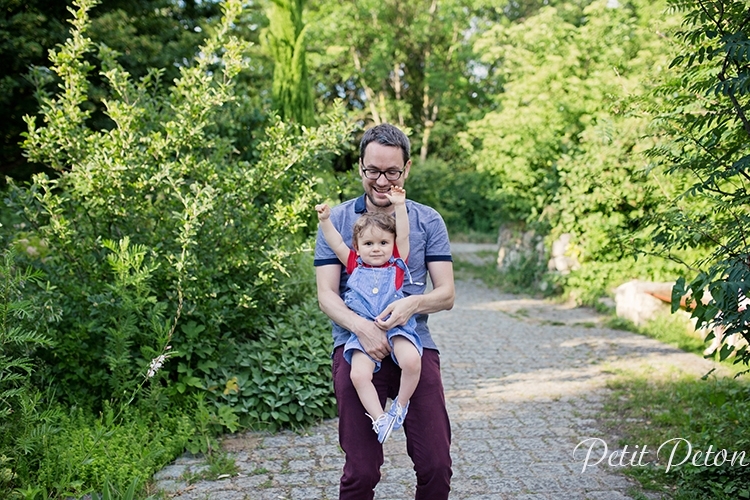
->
xmin=360 ymin=167 xmax=405 ymax=181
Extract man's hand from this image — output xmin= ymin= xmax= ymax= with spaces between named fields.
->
xmin=315 ymin=203 xmax=331 ymax=220
xmin=355 ymin=316 xmax=391 ymax=361
xmin=384 ymin=186 xmax=406 ymax=206
xmin=374 ymin=295 xmax=419 ymax=331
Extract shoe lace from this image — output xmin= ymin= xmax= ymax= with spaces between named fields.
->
xmin=366 ymin=413 xmax=388 ymax=433
xmin=393 ymin=404 xmax=406 ymax=425
xmin=389 ymin=397 xmax=408 ymax=426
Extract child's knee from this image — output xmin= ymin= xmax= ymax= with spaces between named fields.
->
xmin=394 ymin=341 xmax=421 ymax=374
xmin=402 ymin=353 xmax=421 ymax=376
xmin=349 ymin=360 xmax=373 ymax=387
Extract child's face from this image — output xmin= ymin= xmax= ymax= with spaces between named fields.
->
xmin=355 ymin=226 xmax=395 ymax=267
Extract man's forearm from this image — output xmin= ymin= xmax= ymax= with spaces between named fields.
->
xmin=408 ymin=284 xmax=454 ymax=315
xmin=318 ymin=288 xmax=368 ymax=334
xmin=416 ymin=260 xmax=455 ymax=315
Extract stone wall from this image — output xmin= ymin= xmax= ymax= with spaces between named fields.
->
xmin=496 ymin=226 xmax=580 ymax=275
xmin=496 ymin=226 xmax=545 ymax=270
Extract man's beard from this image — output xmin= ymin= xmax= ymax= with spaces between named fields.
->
xmin=366 ymin=191 xmax=393 ymax=208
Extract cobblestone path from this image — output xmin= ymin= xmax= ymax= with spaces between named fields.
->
xmin=153 ymin=249 xmax=720 ymax=499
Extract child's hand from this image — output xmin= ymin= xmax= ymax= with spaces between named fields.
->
xmin=315 ymin=203 xmax=331 ymax=220
xmin=385 ymin=186 xmax=406 ymax=205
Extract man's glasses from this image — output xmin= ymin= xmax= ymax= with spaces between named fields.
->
xmin=361 ymin=167 xmax=404 ymax=181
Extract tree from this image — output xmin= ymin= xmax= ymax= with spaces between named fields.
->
xmin=306 ymin=0 xmax=498 ymax=162
xmin=460 ymin=0 xmax=692 ymax=300
xmin=263 ymin=0 xmax=315 ymax=126
xmin=646 ymin=0 xmax=750 ymax=368
xmin=0 ymin=0 xmax=225 ymax=181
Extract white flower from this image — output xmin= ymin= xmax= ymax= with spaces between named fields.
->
xmin=146 ymin=347 xmax=172 ymax=378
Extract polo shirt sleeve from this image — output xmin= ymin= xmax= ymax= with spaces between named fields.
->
xmin=314 ymin=223 xmax=341 ymax=267
xmin=424 ymin=209 xmax=452 ymax=263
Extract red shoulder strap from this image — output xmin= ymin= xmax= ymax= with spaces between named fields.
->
xmin=346 ymin=249 xmax=357 ymax=274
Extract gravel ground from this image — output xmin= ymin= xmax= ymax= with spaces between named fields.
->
xmin=152 ymin=247 xmax=721 ymax=500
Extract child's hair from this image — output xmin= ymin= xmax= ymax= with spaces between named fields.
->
xmin=352 ymin=213 xmax=396 ymax=248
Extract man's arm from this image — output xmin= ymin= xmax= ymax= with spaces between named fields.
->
xmin=316 ymin=264 xmax=392 ymax=360
xmin=374 ymin=260 xmax=455 ymax=329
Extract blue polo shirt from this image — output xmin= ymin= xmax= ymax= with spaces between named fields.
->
xmin=314 ymin=195 xmax=452 ymax=351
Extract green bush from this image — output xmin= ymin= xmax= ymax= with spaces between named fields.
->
xmin=555 ymin=255 xmax=692 ymax=306
xmin=5 ymin=0 xmax=352 ymax=409
xmin=16 ymin=406 xmax=191 ymax=498
xmin=406 ymin=157 xmax=504 ymax=235
xmin=209 ymin=296 xmax=337 ymax=432
xmin=0 ymin=246 xmax=59 ymax=496
xmin=0 ymin=248 xmax=55 ymax=419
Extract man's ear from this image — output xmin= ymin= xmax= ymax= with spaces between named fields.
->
xmin=402 ymin=159 xmax=412 ymax=180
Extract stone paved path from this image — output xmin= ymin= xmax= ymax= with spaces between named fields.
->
xmin=153 ymin=247 xmax=722 ymax=500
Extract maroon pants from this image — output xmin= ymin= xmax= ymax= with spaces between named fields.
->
xmin=332 ymin=346 xmax=452 ymax=499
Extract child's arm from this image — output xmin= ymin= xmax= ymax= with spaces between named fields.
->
xmin=315 ymin=203 xmax=351 ymax=265
xmin=385 ymin=186 xmax=409 ymax=259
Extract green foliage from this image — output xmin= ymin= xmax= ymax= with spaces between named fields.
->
xmin=453 ymin=252 xmax=549 ymax=295
xmin=209 ymin=297 xmax=337 ymax=432
xmin=5 ymin=0 xmax=352 ymax=408
xmin=406 ymin=157 xmax=504 ymax=234
xmin=643 ymin=0 xmax=750 ymax=368
xmin=467 ymin=0 xmax=678 ymax=225
xmin=461 ymin=0 xmax=705 ymax=302
xmin=264 ymin=0 xmax=315 ymax=126
xmin=306 ymin=0 xmax=495 ymax=161
xmin=0 ymin=246 xmax=60 ymax=495
xmin=602 ymin=373 xmax=750 ymax=499
xmin=0 ymin=0 xmax=227 ymax=182
xmin=91 ymin=477 xmax=150 ymax=500
xmin=559 ymin=256 xmax=690 ymax=306
xmin=181 ymin=452 xmax=239 ymax=484
xmin=96 ymin=237 xmax=170 ymax=401
xmin=17 ymin=406 xmax=191 ymax=499
xmin=0 ymin=248 xmax=54 ymax=420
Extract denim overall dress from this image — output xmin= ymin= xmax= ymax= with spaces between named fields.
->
xmin=343 ymin=255 xmax=423 ymax=371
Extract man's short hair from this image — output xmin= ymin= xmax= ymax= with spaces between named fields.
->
xmin=359 ymin=123 xmax=411 ymax=165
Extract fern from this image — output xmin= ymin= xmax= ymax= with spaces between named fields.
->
xmin=0 ymin=248 xmax=52 ymax=419
xmin=0 ymin=247 xmax=54 ymax=493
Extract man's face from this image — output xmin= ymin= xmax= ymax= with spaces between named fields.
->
xmin=360 ymin=142 xmax=411 ymax=211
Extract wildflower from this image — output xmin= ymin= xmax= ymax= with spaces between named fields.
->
xmin=146 ymin=346 xmax=172 ymax=378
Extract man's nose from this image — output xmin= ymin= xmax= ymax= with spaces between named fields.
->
xmin=375 ymin=175 xmax=391 ymax=186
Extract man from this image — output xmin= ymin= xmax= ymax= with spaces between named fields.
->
xmin=314 ymin=123 xmax=455 ymax=499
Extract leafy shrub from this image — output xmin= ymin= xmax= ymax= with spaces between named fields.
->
xmin=406 ymin=157 xmax=504 ymax=235
xmin=642 ymin=0 xmax=750 ymax=369
xmin=5 ymin=0 xmax=352 ymax=408
xmin=0 ymin=246 xmax=59 ymax=495
xmin=555 ymin=255 xmax=691 ymax=306
xmin=0 ymin=248 xmax=55 ymax=419
xmin=22 ymin=406 xmax=191 ymax=498
xmin=209 ymin=296 xmax=337 ymax=432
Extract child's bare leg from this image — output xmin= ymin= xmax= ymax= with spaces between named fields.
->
xmin=349 ymin=351 xmax=384 ymax=418
xmin=391 ymin=336 xmax=421 ymax=406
